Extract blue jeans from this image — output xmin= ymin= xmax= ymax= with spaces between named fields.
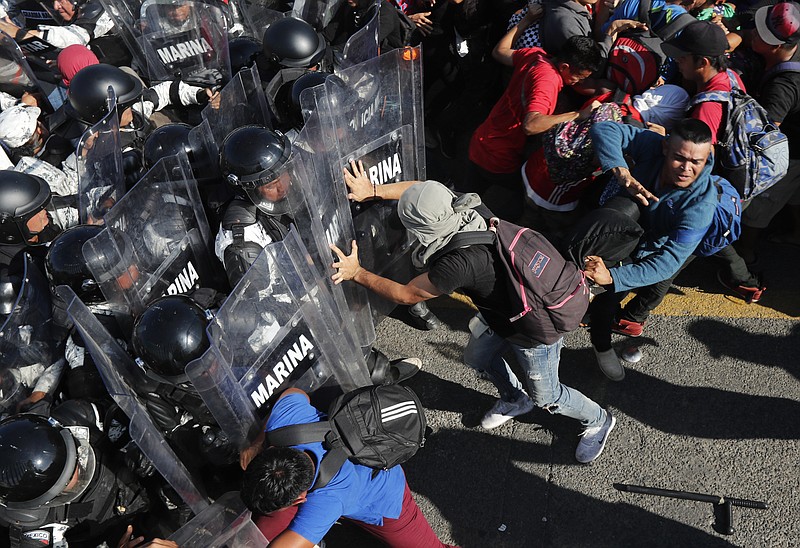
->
xmin=463 ymin=319 xmax=606 ymax=428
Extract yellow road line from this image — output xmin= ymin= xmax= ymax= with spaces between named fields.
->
xmin=439 ymin=288 xmax=799 ymax=320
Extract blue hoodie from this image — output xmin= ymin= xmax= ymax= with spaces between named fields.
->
xmin=590 ymin=122 xmax=717 ymax=292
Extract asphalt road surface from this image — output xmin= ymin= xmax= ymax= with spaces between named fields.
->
xmin=328 ymin=239 xmax=799 ymax=548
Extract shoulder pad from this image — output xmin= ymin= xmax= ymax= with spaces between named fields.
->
xmin=221 ymin=199 xmax=258 ymax=230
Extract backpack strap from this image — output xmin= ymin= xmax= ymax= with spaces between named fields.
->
xmin=637 ymin=0 xmax=653 ymax=25
xmin=266 ymin=421 xmax=345 ymax=491
xmin=428 ymin=230 xmax=496 ymax=264
xmin=760 ymin=61 xmax=800 ymax=88
xmin=657 ymin=12 xmax=695 ymax=41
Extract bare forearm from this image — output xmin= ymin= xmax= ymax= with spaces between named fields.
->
xmin=524 ymin=111 xmax=581 ymax=135
xmin=352 ymin=268 xmax=426 ymax=305
xmin=376 ymin=180 xmax=421 ymax=201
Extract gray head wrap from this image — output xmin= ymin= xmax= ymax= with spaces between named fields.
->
xmin=397 ymin=181 xmax=487 ymax=268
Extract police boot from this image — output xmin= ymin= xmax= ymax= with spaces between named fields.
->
xmin=408 ymin=301 xmax=442 ymax=331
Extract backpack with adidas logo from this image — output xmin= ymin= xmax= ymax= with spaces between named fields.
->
xmin=689 ymin=70 xmax=790 ymax=201
xmin=266 ymin=384 xmax=426 ymax=490
xmin=430 ymin=219 xmax=589 ymax=344
xmin=606 ymin=0 xmax=695 ymax=95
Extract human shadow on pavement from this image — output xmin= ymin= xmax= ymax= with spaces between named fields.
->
xmin=557 ymin=346 xmax=800 ymax=440
xmin=686 ymin=319 xmax=800 ymax=381
xmin=403 ymin=428 xmax=736 ymax=548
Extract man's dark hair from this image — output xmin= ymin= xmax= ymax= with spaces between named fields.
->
xmin=691 ymin=54 xmax=728 ymax=72
xmin=240 ymin=447 xmax=315 ymax=515
xmin=555 ymin=36 xmax=603 ymax=74
xmin=669 ymin=118 xmax=713 ymax=145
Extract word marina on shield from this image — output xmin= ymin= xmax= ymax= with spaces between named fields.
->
xmin=367 ymin=153 xmax=401 ymax=186
xmin=156 ymin=37 xmax=212 ymax=65
xmin=250 ymin=333 xmax=315 ymax=409
xmin=166 ymin=261 xmax=200 ymax=295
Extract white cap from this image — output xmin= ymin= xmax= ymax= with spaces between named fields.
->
xmin=0 ymin=104 xmax=41 ymax=148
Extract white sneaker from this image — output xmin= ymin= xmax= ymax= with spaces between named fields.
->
xmin=594 ymin=348 xmax=625 ymax=381
xmin=480 ymin=395 xmax=535 ymax=429
xmin=575 ymin=411 xmax=616 ymax=463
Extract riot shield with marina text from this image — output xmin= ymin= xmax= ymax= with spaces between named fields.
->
xmin=186 ymin=228 xmax=370 ymax=449
xmin=0 ymin=31 xmax=54 ymax=110
xmin=300 ymin=46 xmax=425 ymax=326
xmin=58 ymin=285 xmax=210 ymax=515
xmin=82 ymin=152 xmax=222 ymax=326
xmin=75 ymin=89 xmax=125 ymax=225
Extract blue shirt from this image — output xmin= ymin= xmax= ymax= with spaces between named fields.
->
xmin=266 ymin=393 xmax=406 ymax=544
xmin=602 ymin=0 xmax=688 ymax=33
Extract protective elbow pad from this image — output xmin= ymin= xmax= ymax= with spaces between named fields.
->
xmin=224 ymin=240 xmax=264 ymax=287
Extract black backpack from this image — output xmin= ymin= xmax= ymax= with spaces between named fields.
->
xmin=430 ymin=219 xmax=589 ymax=344
xmin=267 ymin=385 xmax=426 ymax=490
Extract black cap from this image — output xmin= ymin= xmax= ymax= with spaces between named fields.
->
xmin=662 ymin=21 xmax=729 ymax=59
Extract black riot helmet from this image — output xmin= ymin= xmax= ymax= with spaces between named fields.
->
xmin=229 ymin=36 xmax=263 ymax=74
xmin=220 ymin=125 xmax=292 ymax=216
xmin=45 ymin=225 xmax=104 ymax=304
xmin=143 ymin=123 xmax=193 ymax=170
xmin=0 ymin=171 xmax=53 ymax=246
xmin=65 ymin=64 xmax=144 ymax=125
xmin=262 ymin=17 xmax=327 ymax=69
xmin=0 ymin=414 xmax=96 ymax=510
xmin=132 ymin=295 xmax=210 ymax=386
xmin=289 ymin=71 xmax=329 ymax=128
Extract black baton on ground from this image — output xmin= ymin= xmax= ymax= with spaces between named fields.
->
xmin=614 ymin=483 xmax=768 ymax=535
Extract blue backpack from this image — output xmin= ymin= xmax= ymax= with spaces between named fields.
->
xmin=693 ymin=176 xmax=742 ymax=257
xmin=689 ymin=70 xmax=789 ymax=201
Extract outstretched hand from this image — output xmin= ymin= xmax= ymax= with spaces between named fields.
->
xmin=612 ymin=167 xmax=659 ymax=206
xmin=330 ymin=240 xmax=363 ymax=284
xmin=343 ymin=160 xmax=375 ymax=202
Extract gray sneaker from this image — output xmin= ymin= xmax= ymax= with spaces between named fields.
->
xmin=575 ymin=411 xmax=616 ymax=463
xmin=480 ymin=395 xmax=535 ymax=429
xmin=594 ymin=348 xmax=625 ymax=381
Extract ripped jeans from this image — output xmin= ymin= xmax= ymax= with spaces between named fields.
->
xmin=463 ymin=317 xmax=605 ymax=429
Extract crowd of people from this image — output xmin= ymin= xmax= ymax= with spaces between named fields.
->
xmin=0 ymin=0 xmax=796 ymax=545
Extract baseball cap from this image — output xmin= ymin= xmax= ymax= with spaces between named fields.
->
xmin=661 ymin=21 xmax=729 ymax=59
xmin=755 ymin=2 xmax=800 ymax=46
xmin=0 ymin=105 xmax=41 ymax=149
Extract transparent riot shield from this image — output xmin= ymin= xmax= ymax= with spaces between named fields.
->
xmin=186 ymin=228 xmax=370 ymax=449
xmin=0 ymin=31 xmax=54 ymax=111
xmin=201 ymin=64 xmax=271 ymax=146
xmin=242 ymin=4 xmax=285 ymax=38
xmin=97 ymin=0 xmax=148 ymax=73
xmin=0 ymin=254 xmax=53 ymax=376
xmin=336 ymin=0 xmax=380 ymax=72
xmin=168 ymin=491 xmax=266 ymax=547
xmin=299 ymin=47 xmax=424 ymax=326
xmin=75 ymin=89 xmax=125 ymax=225
xmin=284 ymin=113 xmax=376 ymax=348
xmin=83 ymin=152 xmax=222 ymax=325
xmin=292 ymin=0 xmax=343 ymax=29
xmin=136 ymin=0 xmax=231 ymax=86
xmin=57 ymin=285 xmax=210 ymax=515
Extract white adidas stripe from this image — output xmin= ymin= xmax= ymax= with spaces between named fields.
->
xmin=382 ymin=400 xmax=416 ymax=413
xmin=382 ymin=408 xmax=419 ymax=423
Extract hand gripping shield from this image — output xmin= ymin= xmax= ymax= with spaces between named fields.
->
xmin=75 ymin=88 xmax=125 ymax=225
xmin=0 ymin=253 xmax=54 ymax=377
xmin=201 ymin=64 xmax=272 ymax=146
xmin=57 ymin=284 xmax=210 ymax=515
xmin=186 ymin=228 xmax=371 ymax=449
xmin=168 ymin=491 xmax=267 ymax=547
xmin=300 ymin=47 xmax=425 ymax=326
xmin=82 ymin=151 xmax=222 ymax=326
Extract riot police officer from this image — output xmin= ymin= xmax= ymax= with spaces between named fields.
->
xmin=215 ymin=125 xmax=292 ymax=287
xmin=0 ymin=171 xmax=64 ymax=266
xmin=0 ymin=401 xmax=150 ymax=546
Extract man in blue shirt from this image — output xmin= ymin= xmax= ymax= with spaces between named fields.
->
xmin=583 ymin=118 xmax=717 ymax=379
xmin=240 ymin=388 xmax=456 ymax=548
